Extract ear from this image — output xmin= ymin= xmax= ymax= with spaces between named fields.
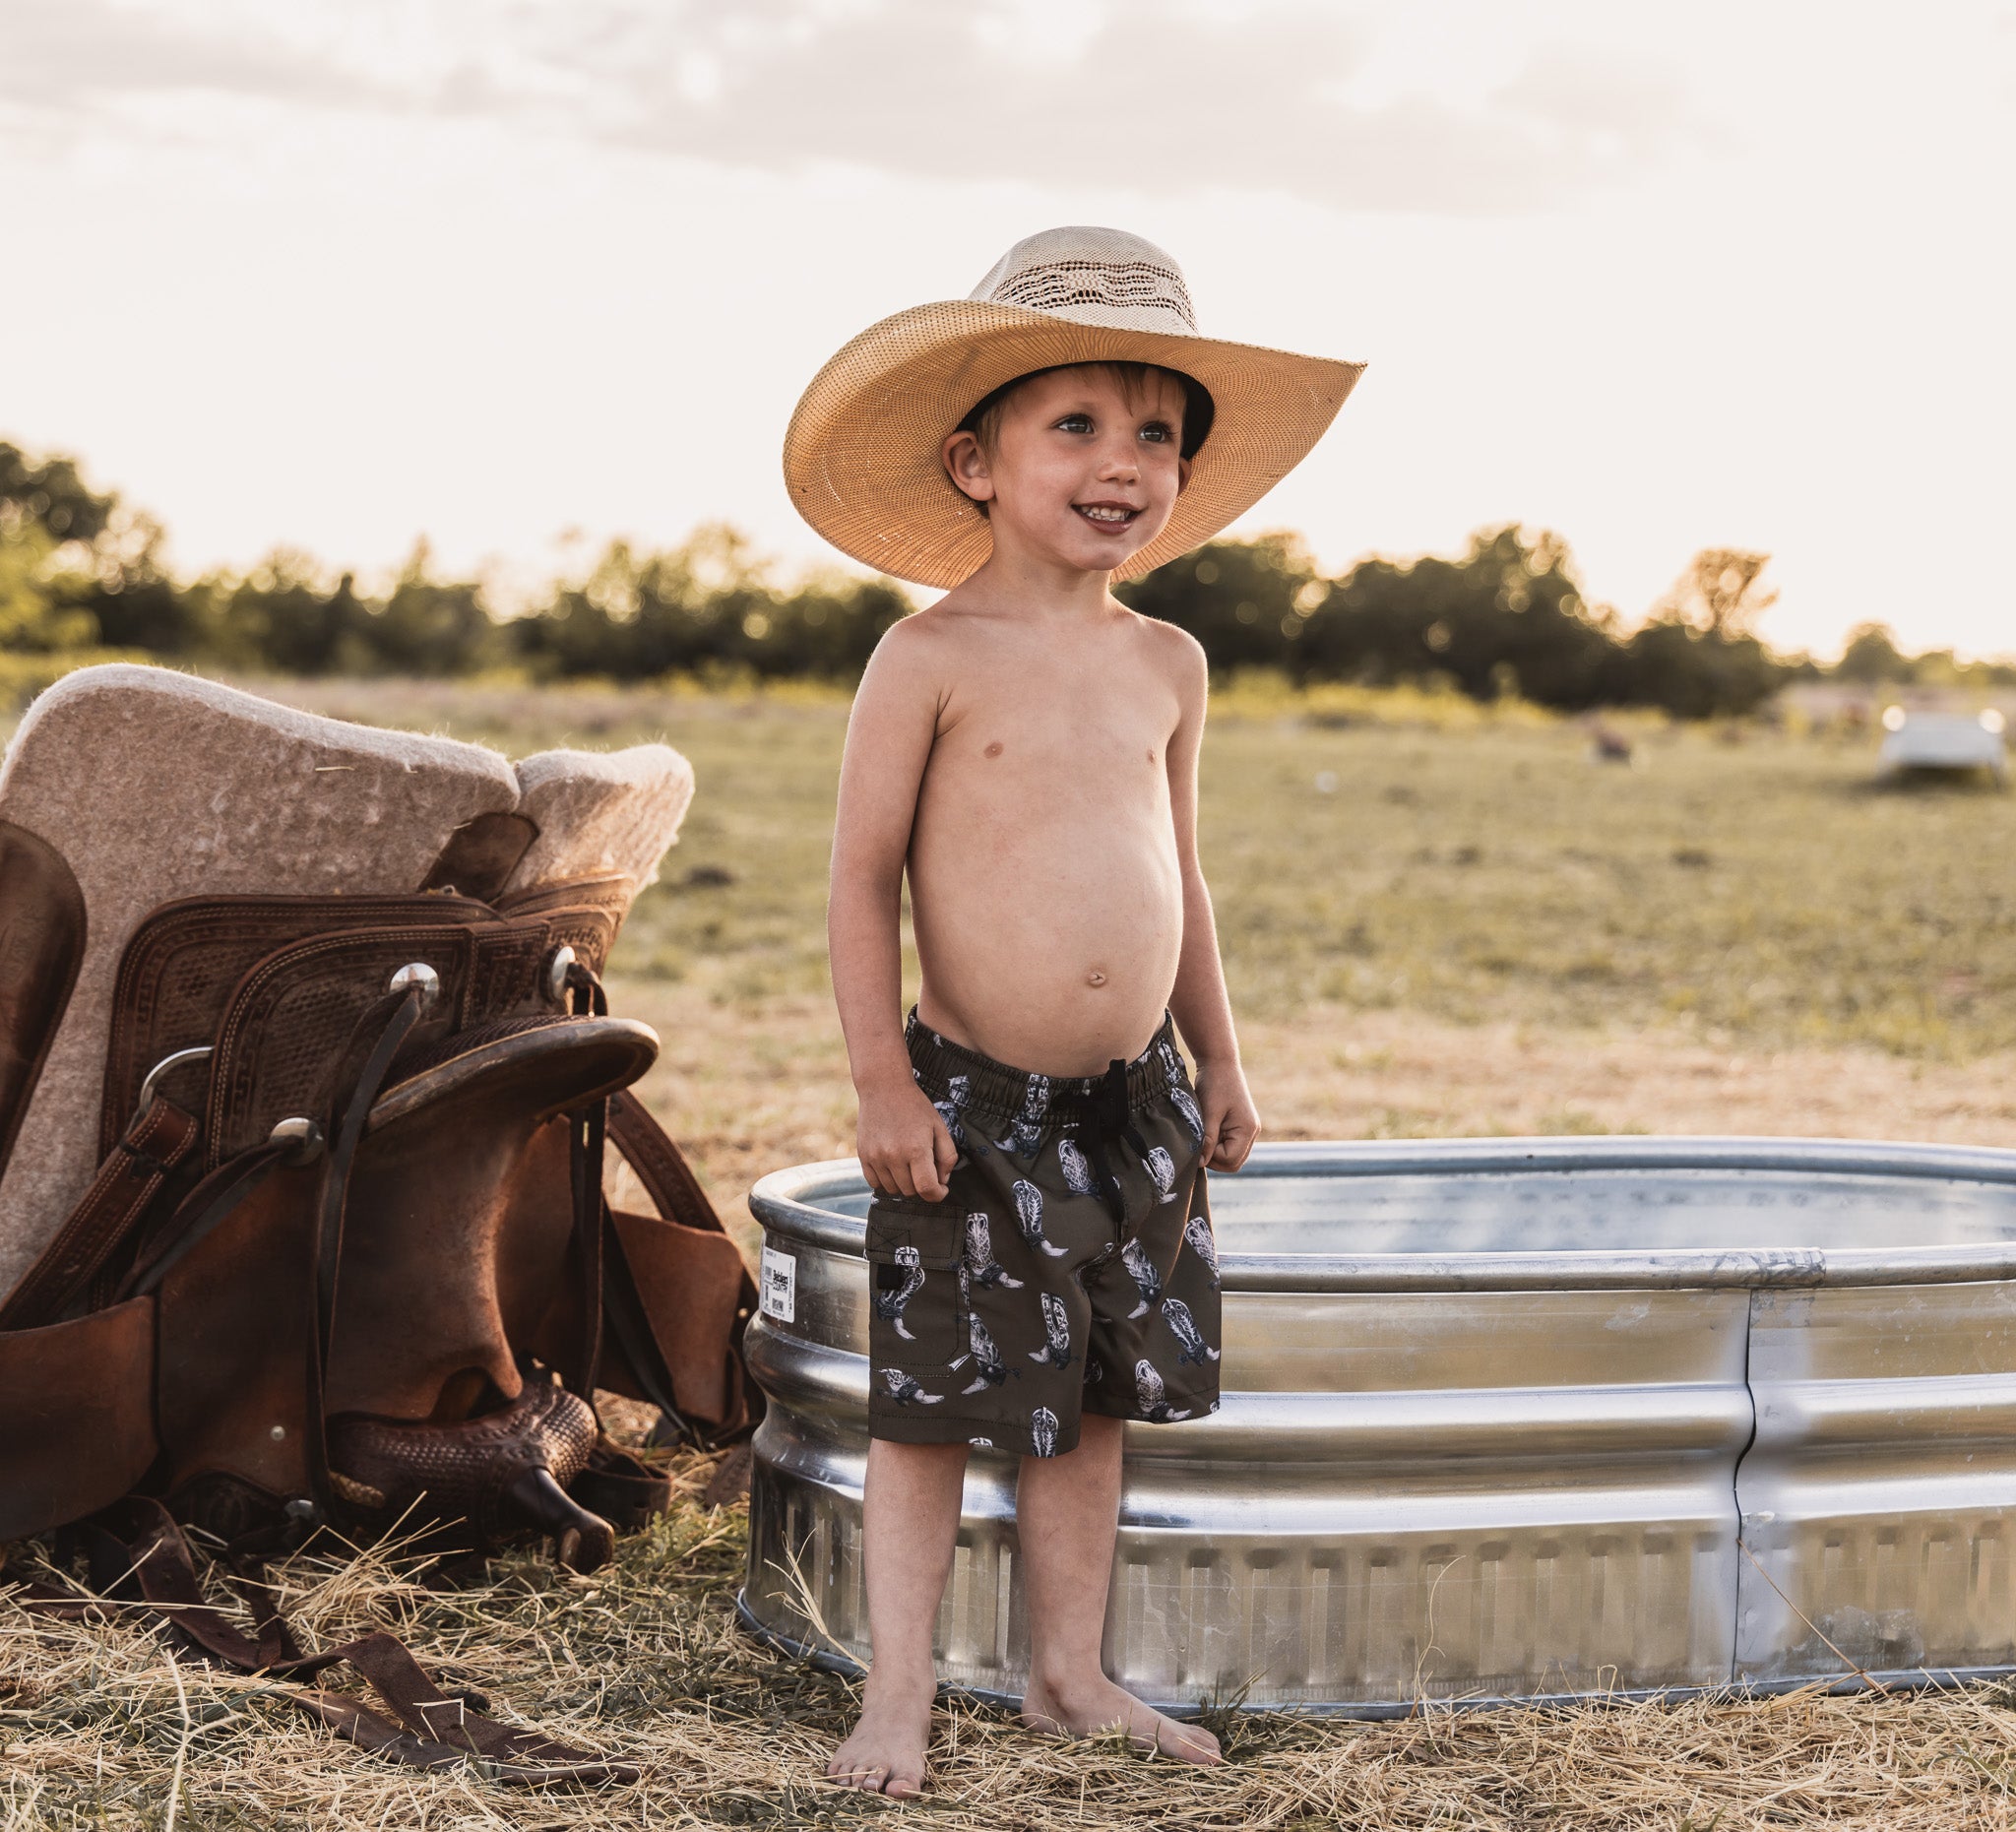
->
xmin=941 ymin=429 xmax=995 ymax=504
xmin=1175 ymin=454 xmax=1193 ymax=496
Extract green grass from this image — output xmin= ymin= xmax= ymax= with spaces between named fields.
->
xmin=541 ymin=687 xmax=2011 ymax=1062
xmin=13 ymin=674 xmax=2012 ymax=1059
xmin=1199 ymin=717 xmax=2013 ymax=1057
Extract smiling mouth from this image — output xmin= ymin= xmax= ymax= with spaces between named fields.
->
xmin=1074 ymin=503 xmax=1140 ymax=530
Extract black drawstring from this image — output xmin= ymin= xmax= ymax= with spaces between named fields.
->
xmin=1075 ymin=1057 xmax=1157 ymax=1230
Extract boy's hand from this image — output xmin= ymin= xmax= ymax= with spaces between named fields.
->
xmin=856 ymin=1077 xmax=960 ymax=1200
xmin=1195 ymin=1061 xmax=1261 ymax=1172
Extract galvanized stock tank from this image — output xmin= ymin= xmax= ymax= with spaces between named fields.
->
xmin=741 ymin=1139 xmax=2016 ymax=1712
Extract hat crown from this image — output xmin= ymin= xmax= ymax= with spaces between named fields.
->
xmin=968 ymin=225 xmax=1199 ymax=337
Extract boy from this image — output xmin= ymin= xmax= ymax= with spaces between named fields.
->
xmin=782 ymin=226 xmax=1362 ymax=1796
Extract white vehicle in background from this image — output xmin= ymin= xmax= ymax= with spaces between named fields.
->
xmin=1876 ymin=706 xmax=2009 ymax=786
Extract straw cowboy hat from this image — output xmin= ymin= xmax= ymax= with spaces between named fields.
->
xmin=783 ymin=225 xmax=1365 ymax=590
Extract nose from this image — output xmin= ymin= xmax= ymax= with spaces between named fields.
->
xmin=1095 ymin=436 xmax=1140 ymax=483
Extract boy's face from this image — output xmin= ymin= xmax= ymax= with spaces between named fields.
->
xmin=941 ymin=365 xmax=1191 ymax=577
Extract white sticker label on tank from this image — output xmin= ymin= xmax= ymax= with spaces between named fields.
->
xmin=760 ymin=1245 xmax=796 ymax=1324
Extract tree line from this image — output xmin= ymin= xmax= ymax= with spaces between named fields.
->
xmin=4 ymin=440 xmax=2005 ymax=715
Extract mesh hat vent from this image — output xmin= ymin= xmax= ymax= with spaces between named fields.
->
xmin=984 ymin=259 xmax=1196 ymax=331
xmin=970 ymin=228 xmax=1200 ymax=335
xmin=784 ymin=224 xmax=1365 ymax=590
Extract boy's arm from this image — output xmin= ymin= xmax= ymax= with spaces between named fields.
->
xmin=829 ymin=624 xmax=960 ymax=1200
xmin=1162 ymin=636 xmax=1261 ymax=1171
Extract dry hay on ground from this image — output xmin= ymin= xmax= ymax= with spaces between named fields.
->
xmin=10 ymin=1001 xmax=2009 ymax=1830
xmin=9 ymin=1446 xmax=2016 ymax=1830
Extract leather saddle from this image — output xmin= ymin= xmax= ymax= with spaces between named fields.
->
xmin=0 ymin=671 xmax=761 ymax=1785
xmin=0 ymin=670 xmax=755 ymax=1783
xmin=0 ymin=841 xmax=757 ymax=1568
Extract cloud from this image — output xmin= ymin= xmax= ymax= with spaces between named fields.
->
xmin=0 ymin=0 xmax=378 ymax=112
xmin=0 ymin=0 xmax=1699 ymax=215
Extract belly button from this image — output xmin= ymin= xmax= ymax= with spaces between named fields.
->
xmin=1087 ymin=970 xmax=1106 ymax=987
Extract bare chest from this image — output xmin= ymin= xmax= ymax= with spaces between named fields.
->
xmin=925 ymin=667 xmax=1177 ymax=812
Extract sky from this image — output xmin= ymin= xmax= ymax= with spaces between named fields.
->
xmin=3 ymin=0 xmax=2013 ymax=659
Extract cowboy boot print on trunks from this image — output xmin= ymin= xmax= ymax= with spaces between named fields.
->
xmin=1145 ymin=1144 xmax=1178 ymax=1204
xmin=1183 ymin=1212 xmax=1221 ymax=1290
xmin=964 ymin=1212 xmax=1024 ymax=1289
xmin=934 ymin=1072 xmax=984 ymax=1157
xmin=995 ymin=1074 xmax=1050 ymax=1156
xmin=1027 ymin=1291 xmax=1074 ymax=1368
xmin=957 ymin=1312 xmax=1012 ymax=1394
xmin=1163 ymin=1295 xmax=1220 ymax=1365
xmin=1121 ymin=1237 xmax=1164 ymax=1319
xmin=1157 ymin=1040 xmax=1207 ymax=1148
xmin=873 ymin=1244 xmax=927 ymax=1340
xmin=1013 ymin=1178 xmax=1068 ymax=1257
xmin=1030 ymin=1405 xmax=1060 ymax=1458
xmin=1084 ymin=1353 xmax=1103 ymax=1388
xmin=1057 ymin=1135 xmax=1098 ymax=1197
xmin=881 ymin=1367 xmax=944 ymax=1407
xmin=1134 ymin=1357 xmax=1192 ymax=1423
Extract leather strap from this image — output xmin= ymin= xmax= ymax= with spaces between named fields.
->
xmin=598 ymin=1216 xmax=692 ymax=1441
xmin=0 ymin=1097 xmax=198 ymax=1329
xmin=602 ymin=1092 xmax=762 ymax=1444
xmin=606 ymin=1088 xmax=728 ymax=1235
xmin=560 ymin=959 xmax=612 ymax=1400
xmin=117 ymin=1140 xmax=294 ymax=1300
xmin=305 ymin=986 xmax=431 ymax=1516
xmin=568 ymin=1103 xmax=606 ymax=1398
xmin=37 ymin=1502 xmax=637 ymax=1786
xmin=570 ymin=1436 xmax=673 ymax=1532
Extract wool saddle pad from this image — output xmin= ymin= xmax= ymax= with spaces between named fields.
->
xmin=0 ymin=665 xmax=693 ymax=1299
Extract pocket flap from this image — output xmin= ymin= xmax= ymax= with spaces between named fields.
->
xmin=864 ymin=1201 xmax=964 ymax=1271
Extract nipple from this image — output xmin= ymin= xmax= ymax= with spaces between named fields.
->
xmin=1087 ymin=970 xmax=1107 ymax=987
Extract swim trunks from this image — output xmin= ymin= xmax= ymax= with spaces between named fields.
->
xmin=865 ymin=1011 xmax=1223 ymax=1458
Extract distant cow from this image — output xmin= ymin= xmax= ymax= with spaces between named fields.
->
xmin=1587 ymin=721 xmax=1634 ymax=765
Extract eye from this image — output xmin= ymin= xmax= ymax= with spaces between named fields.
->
xmin=1139 ymin=420 xmax=1174 ymax=445
xmin=1054 ymin=412 xmax=1094 ymax=434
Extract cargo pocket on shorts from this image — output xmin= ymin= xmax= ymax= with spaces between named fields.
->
xmin=864 ymin=1198 xmax=967 ymax=1369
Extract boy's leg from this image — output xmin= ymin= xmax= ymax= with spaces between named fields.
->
xmin=1015 ymin=1415 xmax=1222 ymax=1765
xmin=828 ymin=1437 xmax=969 ymax=1796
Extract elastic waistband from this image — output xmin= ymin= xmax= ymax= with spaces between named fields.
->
xmin=905 ymin=1009 xmax=1187 ymax=1133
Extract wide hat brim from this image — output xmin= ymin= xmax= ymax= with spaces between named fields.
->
xmin=783 ymin=300 xmax=1365 ymax=591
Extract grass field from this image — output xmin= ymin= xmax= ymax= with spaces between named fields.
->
xmin=276 ymin=675 xmax=2016 ymax=1060
xmin=4 ymin=674 xmax=2016 ymax=1828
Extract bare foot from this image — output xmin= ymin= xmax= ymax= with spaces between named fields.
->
xmin=1020 ymin=1672 xmax=1224 ymax=1767
xmin=826 ymin=1660 xmax=935 ymax=1797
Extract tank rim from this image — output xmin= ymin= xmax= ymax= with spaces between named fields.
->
xmin=749 ymin=1135 xmax=2016 ymax=1293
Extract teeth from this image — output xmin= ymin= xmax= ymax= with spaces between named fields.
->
xmin=1078 ymin=506 xmax=1131 ymax=523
